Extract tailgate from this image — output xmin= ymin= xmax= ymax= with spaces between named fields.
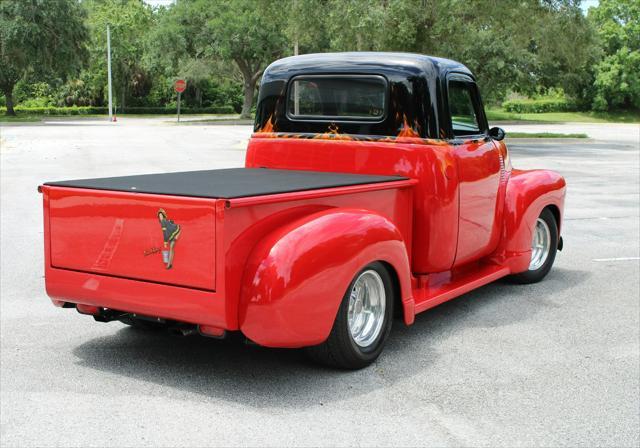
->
xmin=46 ymin=187 xmax=217 ymax=291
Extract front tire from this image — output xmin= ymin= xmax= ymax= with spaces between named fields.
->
xmin=509 ymin=208 xmax=558 ymax=284
xmin=306 ymin=262 xmax=394 ymax=369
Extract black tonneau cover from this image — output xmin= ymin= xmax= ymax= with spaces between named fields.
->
xmin=45 ymin=168 xmax=407 ymax=199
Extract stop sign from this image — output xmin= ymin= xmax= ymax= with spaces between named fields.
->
xmin=174 ymin=79 xmax=186 ymax=93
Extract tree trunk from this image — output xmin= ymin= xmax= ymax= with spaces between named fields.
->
xmin=241 ymin=81 xmax=255 ymax=119
xmin=235 ymin=58 xmax=263 ymax=119
xmin=3 ymin=85 xmax=16 ymax=116
xmin=121 ymin=87 xmax=126 ymax=114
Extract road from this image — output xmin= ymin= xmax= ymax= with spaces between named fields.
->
xmin=1 ymin=119 xmax=638 ymax=447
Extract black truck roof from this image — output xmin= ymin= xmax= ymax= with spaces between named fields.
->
xmin=263 ymin=52 xmax=473 ymax=83
xmin=255 ymin=52 xmax=474 ymax=139
xmin=44 ymin=168 xmax=406 ymax=199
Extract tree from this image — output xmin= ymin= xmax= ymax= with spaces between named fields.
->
xmin=145 ymin=0 xmax=223 ymax=108
xmin=83 ymin=0 xmax=154 ymax=111
xmin=284 ymin=0 xmax=330 ymax=55
xmin=145 ymin=0 xmax=287 ymax=116
xmin=318 ymin=0 xmax=597 ymax=103
xmin=415 ymin=0 xmax=596 ymax=102
xmin=324 ymin=0 xmax=386 ymax=51
xmin=589 ymin=0 xmax=640 ymax=110
xmin=0 ymin=0 xmax=624 ymax=116
xmin=0 ymin=0 xmax=88 ymax=115
xmin=424 ymin=0 xmax=541 ymax=101
xmin=206 ymin=0 xmax=288 ymax=118
xmin=532 ymin=1 xmax=599 ymax=102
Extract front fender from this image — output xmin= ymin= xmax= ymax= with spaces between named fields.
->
xmin=496 ymin=169 xmax=566 ymax=273
xmin=239 ymin=208 xmax=411 ymax=348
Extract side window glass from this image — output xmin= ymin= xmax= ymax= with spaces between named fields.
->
xmin=448 ymin=80 xmax=481 ymax=136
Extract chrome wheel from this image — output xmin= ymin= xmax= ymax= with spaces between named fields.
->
xmin=530 ymin=218 xmax=551 ymax=270
xmin=347 ymin=269 xmax=386 ymax=348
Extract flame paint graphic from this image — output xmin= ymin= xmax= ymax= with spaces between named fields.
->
xmin=252 ymin=110 xmax=454 ymax=145
xmin=256 ymin=114 xmax=275 ymax=133
xmin=312 ymin=123 xmax=353 ymax=141
xmin=251 ymin=131 xmax=449 ymax=146
xmin=397 ymin=115 xmax=421 ymax=139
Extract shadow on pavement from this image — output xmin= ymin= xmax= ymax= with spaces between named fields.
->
xmin=73 ymin=267 xmax=589 ymax=408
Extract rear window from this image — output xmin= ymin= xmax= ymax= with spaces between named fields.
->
xmin=287 ymin=75 xmax=386 ymax=121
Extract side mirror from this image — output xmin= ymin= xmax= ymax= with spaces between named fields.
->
xmin=489 ymin=127 xmax=506 ymax=141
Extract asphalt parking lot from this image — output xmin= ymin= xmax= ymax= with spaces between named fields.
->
xmin=1 ymin=118 xmax=638 ymax=447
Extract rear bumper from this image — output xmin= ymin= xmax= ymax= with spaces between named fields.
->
xmin=46 ymin=267 xmax=228 ymax=328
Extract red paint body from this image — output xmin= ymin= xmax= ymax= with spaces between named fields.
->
xmin=42 ymin=134 xmax=564 ymax=347
xmin=41 ymin=54 xmax=566 ymax=349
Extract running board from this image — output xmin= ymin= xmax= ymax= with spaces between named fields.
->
xmin=413 ymin=264 xmax=510 ymax=314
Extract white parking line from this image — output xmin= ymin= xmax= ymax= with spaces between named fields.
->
xmin=592 ymin=257 xmax=640 ymax=262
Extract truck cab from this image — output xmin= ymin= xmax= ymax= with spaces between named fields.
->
xmin=41 ymin=53 xmax=565 ymax=369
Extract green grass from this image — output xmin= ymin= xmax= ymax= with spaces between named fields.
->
xmin=0 ymin=112 xmax=240 ymax=123
xmin=118 ymin=113 xmax=238 ymax=119
xmin=175 ymin=116 xmax=252 ymax=124
xmin=507 ymin=132 xmax=588 ymax=138
xmin=486 ymin=108 xmax=640 ymax=124
xmin=0 ymin=114 xmax=43 ymax=122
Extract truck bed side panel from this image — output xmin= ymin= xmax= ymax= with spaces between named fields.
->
xmin=221 ymin=185 xmax=415 ymax=328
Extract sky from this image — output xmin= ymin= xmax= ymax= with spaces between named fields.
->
xmin=143 ymin=0 xmax=175 ymax=7
xmin=581 ymin=0 xmax=600 ymax=13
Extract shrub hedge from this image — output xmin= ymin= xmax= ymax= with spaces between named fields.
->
xmin=0 ymin=105 xmax=236 ymax=115
xmin=502 ymin=98 xmax=576 ymax=113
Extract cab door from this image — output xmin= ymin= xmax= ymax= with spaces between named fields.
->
xmin=447 ymin=75 xmax=502 ymax=266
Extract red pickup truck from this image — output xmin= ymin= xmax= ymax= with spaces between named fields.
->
xmin=40 ymin=53 xmax=565 ymax=369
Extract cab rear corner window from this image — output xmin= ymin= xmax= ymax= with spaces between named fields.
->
xmin=287 ymin=75 xmax=387 ymax=121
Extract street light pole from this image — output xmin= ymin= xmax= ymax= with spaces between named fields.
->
xmin=107 ymin=25 xmax=113 ymax=122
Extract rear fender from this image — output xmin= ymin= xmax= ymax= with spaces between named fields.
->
xmin=239 ymin=208 xmax=412 ymax=348
xmin=495 ymin=169 xmax=566 ymax=273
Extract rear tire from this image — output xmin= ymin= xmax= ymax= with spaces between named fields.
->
xmin=306 ymin=262 xmax=394 ymax=369
xmin=509 ymin=208 xmax=558 ymax=284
